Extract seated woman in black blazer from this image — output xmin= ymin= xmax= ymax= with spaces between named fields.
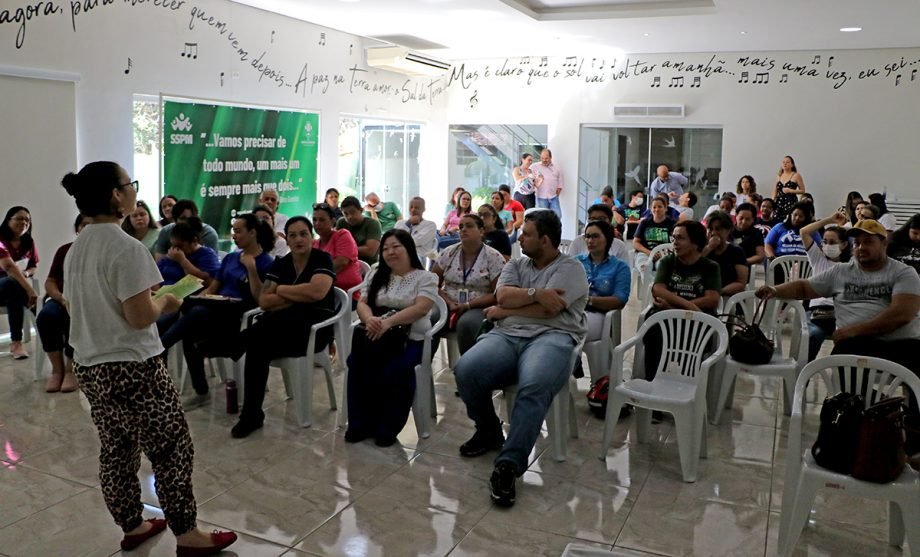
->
xmin=231 ymin=216 xmax=337 ymax=438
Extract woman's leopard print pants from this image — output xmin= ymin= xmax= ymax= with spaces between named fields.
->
xmin=74 ymin=355 xmax=197 ymax=536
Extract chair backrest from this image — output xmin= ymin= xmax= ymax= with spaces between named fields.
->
xmin=332 ymin=287 xmax=350 ymax=323
xmin=637 ymin=310 xmax=729 ymax=388
xmin=648 ymin=243 xmax=675 ymax=267
xmin=559 ymin=239 xmax=573 ymax=255
xmin=424 ymin=296 xmax=449 ymax=364
xmin=767 ymin=255 xmax=812 ymax=286
xmin=788 ymin=355 xmax=920 ymax=472
xmin=357 ymin=260 xmax=371 ymax=278
xmin=723 ymin=290 xmax=808 ymax=362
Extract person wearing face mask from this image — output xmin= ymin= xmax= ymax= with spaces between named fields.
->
xmin=364 ymin=192 xmax=402 ymax=233
xmin=799 ymin=212 xmax=852 ymax=360
xmin=615 ymin=190 xmax=646 ymax=238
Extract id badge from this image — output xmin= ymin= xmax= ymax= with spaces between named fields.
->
xmin=457 ymin=289 xmax=469 ymax=305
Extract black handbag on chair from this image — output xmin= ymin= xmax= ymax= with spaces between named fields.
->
xmin=721 ymin=298 xmax=775 ymax=365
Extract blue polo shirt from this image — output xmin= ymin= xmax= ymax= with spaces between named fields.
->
xmin=157 ymin=246 xmax=221 ymax=285
xmin=215 ymin=251 xmax=276 ymax=304
xmin=575 ymin=253 xmax=631 ymax=303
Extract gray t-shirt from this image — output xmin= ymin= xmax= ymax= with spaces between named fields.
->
xmin=496 ymin=253 xmax=588 ymax=341
xmin=809 ymin=257 xmax=920 ymax=341
xmin=155 ymin=221 xmax=220 ymax=254
xmin=64 ymin=223 xmax=165 ymax=366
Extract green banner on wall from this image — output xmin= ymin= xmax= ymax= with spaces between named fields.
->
xmin=162 ymin=100 xmax=319 ymax=237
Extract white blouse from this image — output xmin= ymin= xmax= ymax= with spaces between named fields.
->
xmin=361 ymin=268 xmax=439 ymax=340
xmin=436 ymin=243 xmax=505 ymax=302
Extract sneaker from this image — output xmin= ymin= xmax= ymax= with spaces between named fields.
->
xmin=230 ymin=418 xmax=263 ymax=438
xmin=182 ymin=392 xmax=210 ymax=411
xmin=459 ymin=427 xmax=505 ymax=458
xmin=489 ymin=461 xmax=517 ymax=507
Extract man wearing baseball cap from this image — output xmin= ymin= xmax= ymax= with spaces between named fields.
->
xmin=756 ymin=219 xmax=920 ymax=374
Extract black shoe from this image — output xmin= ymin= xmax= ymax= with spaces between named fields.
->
xmin=374 ymin=435 xmax=398 ymax=447
xmin=344 ymin=429 xmax=370 ymax=443
xmin=489 ymin=461 xmax=517 ymax=507
xmin=459 ymin=427 xmax=505 ymax=458
xmin=230 ymin=418 xmax=263 ymax=438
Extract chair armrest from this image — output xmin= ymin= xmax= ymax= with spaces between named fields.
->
xmin=240 ymin=308 xmax=264 ymax=331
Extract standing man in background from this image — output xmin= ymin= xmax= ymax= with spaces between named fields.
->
xmin=364 ymin=192 xmax=402 ymax=233
xmin=649 ymin=165 xmax=687 ymax=209
xmin=531 ymin=149 xmax=563 ymax=222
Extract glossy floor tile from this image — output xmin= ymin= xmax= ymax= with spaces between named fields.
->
xmin=0 ymin=292 xmax=907 ymax=557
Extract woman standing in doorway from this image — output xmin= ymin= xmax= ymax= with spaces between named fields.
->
xmin=772 ymin=155 xmax=805 ymax=222
xmin=61 ymin=162 xmax=236 ymax=556
xmin=512 ymin=153 xmax=540 ymax=209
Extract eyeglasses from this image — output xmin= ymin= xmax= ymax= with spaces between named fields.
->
xmin=11 ymin=216 xmax=31 ymax=223
xmin=584 ymin=233 xmax=602 ymax=240
xmin=671 ymin=234 xmax=689 ymax=242
xmin=121 ymin=180 xmax=139 ymax=192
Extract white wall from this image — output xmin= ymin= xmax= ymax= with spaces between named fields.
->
xmin=0 ymin=0 xmax=446 ymax=251
xmin=441 ymin=49 xmax=920 ymax=236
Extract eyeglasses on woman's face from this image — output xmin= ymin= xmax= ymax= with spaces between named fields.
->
xmin=584 ymin=232 xmax=602 ymax=240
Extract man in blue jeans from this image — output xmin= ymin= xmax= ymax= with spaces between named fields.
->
xmin=531 ymin=149 xmax=564 ymax=221
xmin=454 ymin=210 xmax=588 ymax=507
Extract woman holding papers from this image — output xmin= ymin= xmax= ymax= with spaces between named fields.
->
xmin=60 ymin=161 xmax=236 ymax=555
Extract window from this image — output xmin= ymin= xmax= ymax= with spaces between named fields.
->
xmin=339 ymin=117 xmax=421 ymax=212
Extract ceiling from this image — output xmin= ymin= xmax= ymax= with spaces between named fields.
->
xmin=231 ymin=0 xmax=920 ymax=60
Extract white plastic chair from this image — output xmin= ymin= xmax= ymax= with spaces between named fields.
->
xmin=272 ymin=287 xmax=349 ymax=427
xmin=766 ymin=255 xmax=812 ymax=287
xmin=503 ymin=335 xmax=586 ymax=462
xmin=638 ymin=243 xmax=674 ymax=307
xmin=558 ymin=239 xmax=573 ymax=255
xmin=337 ymin=295 xmax=447 ymax=437
xmin=777 ymin=355 xmax=920 ymax=556
xmin=411 ymin=295 xmax=448 ymax=438
xmin=599 ymin=310 xmax=728 ymax=482
xmin=583 ymin=309 xmax=622 ymax=382
xmin=710 ymin=291 xmax=808 ymax=424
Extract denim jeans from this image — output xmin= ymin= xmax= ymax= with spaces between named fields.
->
xmin=36 ymin=298 xmax=72 ymax=357
xmin=437 ymin=231 xmax=460 ymax=251
xmin=455 ymin=329 xmax=575 ymax=474
xmin=536 ymin=196 xmax=562 ymax=221
xmin=806 ymin=309 xmax=835 ymax=361
xmin=0 ymin=276 xmax=27 ymax=341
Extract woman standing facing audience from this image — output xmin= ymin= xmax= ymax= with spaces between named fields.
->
xmin=574 ymin=220 xmax=630 ymax=383
xmin=478 ymin=204 xmax=512 ymax=259
xmin=888 ymin=214 xmax=920 ymax=274
xmin=512 ymin=153 xmax=539 ymax=209
xmin=346 ymin=229 xmax=437 ymax=446
xmin=772 ymin=155 xmax=805 ymax=222
xmin=159 ymin=214 xmax=276 ymax=409
xmin=38 ymin=214 xmax=91 ymax=392
xmin=122 ymin=201 xmax=159 ymax=254
xmin=799 ymin=211 xmax=851 ymax=360
xmin=433 ymin=215 xmax=505 ymax=355
xmin=61 ymin=162 xmax=236 ymax=555
xmin=231 ymin=216 xmax=337 ymax=438
xmin=0 ymin=206 xmax=39 ymax=359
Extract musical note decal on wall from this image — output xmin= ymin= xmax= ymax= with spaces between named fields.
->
xmin=690 ymin=76 xmax=701 ymax=87
xmin=828 ymin=56 xmax=834 ymax=68
xmin=779 ymin=73 xmax=789 ymax=83
xmin=220 ymin=72 xmax=225 ymax=86
xmin=124 ymin=57 xmax=132 ymax=75
xmin=271 ymin=31 xmax=275 ymax=44
xmin=650 ymin=76 xmax=661 ymax=88
xmin=668 ymin=76 xmax=684 ymax=87
xmin=538 ymin=56 xmax=548 ymax=68
xmin=754 ymin=72 xmax=769 ymax=84
xmin=180 ymin=42 xmax=198 ymax=59
xmin=738 ymin=71 xmax=749 ymax=83
xmin=319 ymin=32 xmax=326 ymax=46
xmin=812 ymin=55 xmax=821 ymax=64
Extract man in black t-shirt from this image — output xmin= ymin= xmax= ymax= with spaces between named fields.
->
xmin=615 ymin=190 xmax=646 ymax=238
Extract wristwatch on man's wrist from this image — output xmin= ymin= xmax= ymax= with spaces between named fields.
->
xmin=527 ymin=287 xmax=536 ymax=303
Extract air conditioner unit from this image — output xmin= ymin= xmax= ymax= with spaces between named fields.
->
xmin=366 ymin=46 xmax=451 ymax=77
xmin=614 ymin=104 xmax=685 ymax=118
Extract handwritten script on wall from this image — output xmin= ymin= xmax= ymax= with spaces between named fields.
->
xmin=0 ymin=0 xmax=442 ymax=106
xmin=445 ymin=52 xmax=920 ymax=108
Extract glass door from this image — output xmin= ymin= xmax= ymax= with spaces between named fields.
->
xmin=338 ymin=118 xmax=421 ymax=211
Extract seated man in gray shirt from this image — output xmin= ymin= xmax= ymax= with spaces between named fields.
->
xmin=454 ymin=210 xmax=588 ymax=507
xmin=154 ymin=199 xmax=219 ymax=260
xmin=757 ymin=219 xmax=920 ymax=398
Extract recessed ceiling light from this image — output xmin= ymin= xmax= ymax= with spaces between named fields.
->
xmin=740 ymin=31 xmax=746 ymax=35
xmin=643 ymin=33 xmax=649 ymax=37
xmin=840 ymin=27 xmax=862 ymax=32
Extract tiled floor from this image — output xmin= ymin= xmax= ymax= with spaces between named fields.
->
xmin=0 ymin=295 xmax=909 ymax=557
